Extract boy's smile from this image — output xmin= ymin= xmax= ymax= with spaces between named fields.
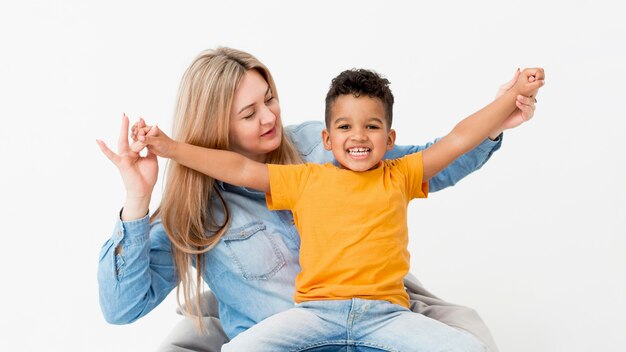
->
xmin=322 ymin=95 xmax=396 ymax=172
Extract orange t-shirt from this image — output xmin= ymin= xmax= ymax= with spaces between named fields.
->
xmin=266 ymin=152 xmax=428 ymax=308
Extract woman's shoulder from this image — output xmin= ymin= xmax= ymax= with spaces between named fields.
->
xmin=285 ymin=120 xmax=323 ymax=141
xmin=284 ymin=121 xmax=332 ymax=162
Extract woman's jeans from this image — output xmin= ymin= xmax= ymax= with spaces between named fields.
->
xmin=221 ymin=298 xmax=487 ymax=352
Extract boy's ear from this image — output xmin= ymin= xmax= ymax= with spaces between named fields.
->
xmin=322 ymin=128 xmax=332 ymax=151
xmin=386 ymin=129 xmax=396 ymax=150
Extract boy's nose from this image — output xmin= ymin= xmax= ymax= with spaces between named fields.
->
xmin=350 ymin=131 xmax=367 ymax=141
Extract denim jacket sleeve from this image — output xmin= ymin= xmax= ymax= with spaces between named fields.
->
xmin=97 ymin=212 xmax=178 ymax=324
xmin=384 ymin=135 xmax=503 ymax=192
xmin=287 ymin=121 xmax=503 ymax=193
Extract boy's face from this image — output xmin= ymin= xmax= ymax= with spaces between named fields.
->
xmin=322 ymin=95 xmax=395 ymax=172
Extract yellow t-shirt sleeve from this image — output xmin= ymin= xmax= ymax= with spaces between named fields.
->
xmin=265 ymin=163 xmax=311 ymax=210
xmin=395 ymin=152 xmax=429 ymax=199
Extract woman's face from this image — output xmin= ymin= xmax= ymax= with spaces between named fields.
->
xmin=228 ymin=70 xmax=282 ymax=162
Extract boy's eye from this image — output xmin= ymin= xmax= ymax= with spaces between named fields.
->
xmin=337 ymin=125 xmax=350 ymax=130
xmin=367 ymin=125 xmax=380 ymax=129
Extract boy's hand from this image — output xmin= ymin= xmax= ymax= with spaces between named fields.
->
xmin=133 ymin=125 xmax=178 ymax=159
xmin=490 ymin=69 xmax=541 ymax=136
xmin=129 ymin=118 xmax=179 ymax=159
xmin=513 ymin=67 xmax=545 ymax=97
xmin=130 ymin=117 xmax=148 ymax=143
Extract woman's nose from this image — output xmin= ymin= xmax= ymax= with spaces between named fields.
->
xmin=259 ymin=105 xmax=276 ymax=126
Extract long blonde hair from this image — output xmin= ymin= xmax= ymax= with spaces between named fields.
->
xmin=151 ymin=47 xmax=302 ymax=331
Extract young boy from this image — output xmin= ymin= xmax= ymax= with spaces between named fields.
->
xmin=136 ymin=68 xmax=544 ymax=351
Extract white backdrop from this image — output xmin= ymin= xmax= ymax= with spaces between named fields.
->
xmin=0 ymin=1 xmax=624 ymax=351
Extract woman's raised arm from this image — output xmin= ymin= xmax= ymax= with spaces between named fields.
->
xmin=96 ymin=113 xmax=158 ymax=220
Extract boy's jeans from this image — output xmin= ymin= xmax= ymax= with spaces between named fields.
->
xmin=221 ymin=298 xmax=487 ymax=352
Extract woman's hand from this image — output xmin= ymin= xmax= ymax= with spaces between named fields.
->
xmin=490 ymin=68 xmax=544 ymax=138
xmin=96 ymin=114 xmax=158 ymax=220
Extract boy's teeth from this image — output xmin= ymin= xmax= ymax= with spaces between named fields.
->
xmin=348 ymin=147 xmax=370 ymax=155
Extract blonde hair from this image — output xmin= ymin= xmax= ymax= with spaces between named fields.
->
xmin=151 ymin=47 xmax=302 ymax=331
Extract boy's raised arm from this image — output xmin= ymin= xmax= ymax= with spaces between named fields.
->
xmin=138 ymin=126 xmax=270 ymax=193
xmin=422 ymin=68 xmax=544 ymax=181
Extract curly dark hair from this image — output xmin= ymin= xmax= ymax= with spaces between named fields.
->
xmin=324 ymin=68 xmax=394 ymax=128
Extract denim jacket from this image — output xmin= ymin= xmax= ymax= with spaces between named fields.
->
xmin=98 ymin=121 xmax=502 ymax=339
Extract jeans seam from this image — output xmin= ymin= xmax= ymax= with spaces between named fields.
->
xmin=346 ymin=298 xmax=357 ymax=343
xmin=294 ymin=340 xmax=397 ymax=352
xmin=354 ymin=341 xmax=396 ymax=351
xmin=294 ymin=340 xmax=350 ymax=352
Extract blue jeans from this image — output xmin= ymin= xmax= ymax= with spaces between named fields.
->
xmin=222 ymin=298 xmax=487 ymax=352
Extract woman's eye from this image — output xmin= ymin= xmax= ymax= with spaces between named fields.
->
xmin=265 ymin=96 xmax=274 ymax=104
xmin=243 ymin=112 xmax=255 ymax=120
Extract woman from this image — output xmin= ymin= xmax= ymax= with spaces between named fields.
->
xmin=97 ymin=47 xmax=537 ymax=352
